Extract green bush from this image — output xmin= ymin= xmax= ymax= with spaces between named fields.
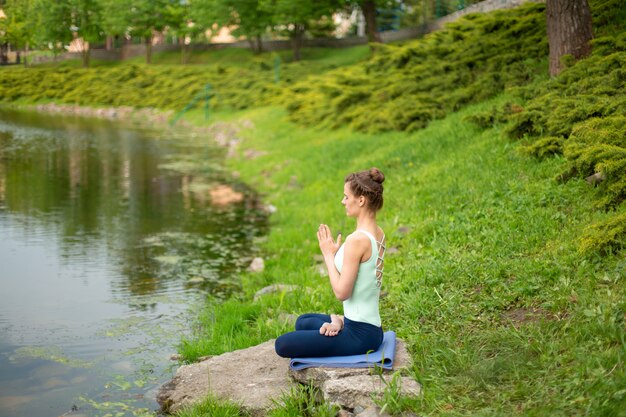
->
xmin=282 ymin=2 xmax=548 ymax=132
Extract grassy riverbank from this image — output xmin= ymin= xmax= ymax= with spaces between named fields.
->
xmin=176 ymin=100 xmax=625 ymax=416
xmin=1 ymin=1 xmax=624 ymax=415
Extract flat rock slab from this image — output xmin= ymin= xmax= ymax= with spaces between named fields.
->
xmin=157 ymin=340 xmax=292 ymax=416
xmin=290 ymin=339 xmax=420 ymax=409
xmin=158 ymin=338 xmax=420 ymax=415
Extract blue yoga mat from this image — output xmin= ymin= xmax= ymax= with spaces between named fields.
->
xmin=289 ymin=331 xmax=397 ymax=371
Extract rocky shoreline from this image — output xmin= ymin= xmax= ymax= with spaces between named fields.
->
xmin=31 ymin=102 xmax=175 ymax=125
xmin=157 ymin=333 xmax=420 ymax=417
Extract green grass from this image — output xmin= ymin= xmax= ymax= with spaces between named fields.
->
xmin=134 ymin=45 xmax=372 ymax=68
xmin=173 ymin=395 xmax=248 ymax=417
xmin=176 ymin=99 xmax=625 ymax=416
xmin=268 ymin=384 xmax=339 ymax=417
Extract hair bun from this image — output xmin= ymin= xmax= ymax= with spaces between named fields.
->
xmin=369 ymin=167 xmax=385 ymax=184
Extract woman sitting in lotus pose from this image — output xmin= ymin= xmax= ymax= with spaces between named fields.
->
xmin=275 ymin=168 xmax=386 ymax=358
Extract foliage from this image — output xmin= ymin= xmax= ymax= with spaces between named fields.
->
xmin=283 ymin=2 xmax=549 ymax=132
xmin=476 ymin=0 xmax=626 ymax=253
xmin=0 ymin=46 xmax=370 ymax=112
xmin=191 ymin=0 xmax=273 ymax=44
xmin=174 ymin=395 xmax=249 ymax=417
xmin=268 ymin=384 xmax=339 ymax=417
xmin=579 ymin=206 xmax=626 ymax=254
xmin=260 ymin=0 xmax=345 ymax=59
xmin=0 ymin=0 xmax=36 ymax=51
xmin=401 ymin=0 xmax=485 ymax=26
xmin=31 ymin=0 xmax=75 ymax=55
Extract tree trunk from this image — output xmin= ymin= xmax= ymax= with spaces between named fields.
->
xmin=292 ymin=24 xmax=305 ymax=61
xmin=247 ymin=35 xmax=263 ymax=54
xmin=247 ymin=38 xmax=257 ymax=54
xmin=546 ymin=0 xmax=593 ymax=76
xmin=82 ymin=48 xmax=90 ymax=68
xmin=0 ymin=43 xmax=8 ymax=65
xmin=362 ymin=0 xmax=382 ymax=43
xmin=145 ymin=35 xmax=153 ymax=64
xmin=24 ymin=42 xmax=29 ymax=67
xmin=181 ymin=43 xmax=190 ymax=64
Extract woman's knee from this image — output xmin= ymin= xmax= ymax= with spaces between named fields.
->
xmin=274 ymin=335 xmax=291 ymax=358
xmin=295 ymin=313 xmax=327 ymax=331
xmin=295 ymin=314 xmax=311 ymax=330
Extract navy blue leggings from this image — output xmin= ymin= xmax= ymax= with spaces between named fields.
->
xmin=275 ymin=313 xmax=383 ymax=358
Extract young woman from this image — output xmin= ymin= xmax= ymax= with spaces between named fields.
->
xmin=275 ymin=168 xmax=386 ymax=358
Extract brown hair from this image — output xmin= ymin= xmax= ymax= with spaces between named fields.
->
xmin=345 ymin=167 xmax=385 ymax=212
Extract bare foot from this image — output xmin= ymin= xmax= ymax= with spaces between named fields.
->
xmin=319 ymin=322 xmax=341 ymax=337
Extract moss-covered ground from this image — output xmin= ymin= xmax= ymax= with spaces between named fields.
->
xmin=1 ymin=0 xmax=625 ymax=415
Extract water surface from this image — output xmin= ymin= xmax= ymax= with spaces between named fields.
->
xmin=0 ymin=108 xmax=266 ymax=417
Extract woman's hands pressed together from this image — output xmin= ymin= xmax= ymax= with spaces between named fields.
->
xmin=317 ymin=224 xmax=342 ymax=259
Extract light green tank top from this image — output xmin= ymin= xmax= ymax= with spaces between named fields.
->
xmin=333 ymin=229 xmax=385 ymax=327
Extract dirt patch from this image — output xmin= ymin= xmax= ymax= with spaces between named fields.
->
xmin=503 ymin=307 xmax=554 ymax=327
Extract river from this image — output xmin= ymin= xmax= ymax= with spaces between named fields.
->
xmin=0 ymin=107 xmax=267 ymax=417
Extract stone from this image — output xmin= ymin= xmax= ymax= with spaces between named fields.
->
xmin=354 ymin=406 xmax=392 ymax=417
xmin=396 ymin=226 xmax=411 ymax=235
xmin=585 ymin=171 xmax=605 ymax=186
xmin=264 ymin=204 xmax=277 ymax=214
xmin=157 ymin=340 xmax=291 ymax=416
xmin=158 ymin=337 xmax=420 ymax=415
xmin=337 ymin=409 xmax=355 ymax=417
xmin=254 ymin=284 xmax=299 ymax=301
xmin=289 ymin=338 xmax=420 ymax=410
xmin=323 ymin=375 xmax=420 ymax=410
xmin=248 ymin=257 xmax=265 ymax=272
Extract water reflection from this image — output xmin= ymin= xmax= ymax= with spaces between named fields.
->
xmin=0 ymin=107 xmax=267 ymax=417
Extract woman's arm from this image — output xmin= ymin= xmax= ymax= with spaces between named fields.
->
xmin=317 ymin=224 xmax=368 ymax=301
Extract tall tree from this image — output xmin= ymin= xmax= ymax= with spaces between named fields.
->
xmin=99 ymin=0 xmax=183 ymax=64
xmin=72 ymin=0 xmax=104 ymax=67
xmin=170 ymin=1 xmax=201 ymax=64
xmin=131 ymin=0 xmax=179 ymax=64
xmin=32 ymin=0 xmax=74 ymax=59
xmin=26 ymin=0 xmax=103 ymax=67
xmin=261 ymin=0 xmax=343 ymax=61
xmin=360 ymin=0 xmax=382 ymax=43
xmin=0 ymin=0 xmax=34 ymax=64
xmin=546 ymin=0 xmax=593 ymax=76
xmin=191 ymin=0 xmax=272 ymax=54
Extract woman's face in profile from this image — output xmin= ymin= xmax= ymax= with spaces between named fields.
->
xmin=342 ymin=182 xmax=362 ymax=217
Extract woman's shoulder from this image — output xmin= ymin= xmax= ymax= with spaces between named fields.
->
xmin=345 ymin=231 xmax=372 ymax=247
xmin=350 ymin=227 xmax=385 ymax=242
